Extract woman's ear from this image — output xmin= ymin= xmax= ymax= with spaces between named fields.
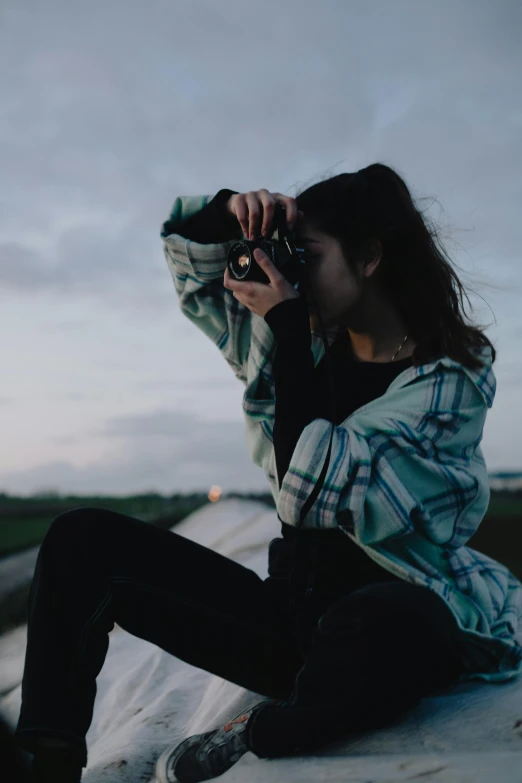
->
xmin=362 ymin=239 xmax=382 ymax=278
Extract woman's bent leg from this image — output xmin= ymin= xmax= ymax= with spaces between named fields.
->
xmin=248 ymin=580 xmax=465 ymax=758
xmin=14 ymin=508 xmax=301 ymax=767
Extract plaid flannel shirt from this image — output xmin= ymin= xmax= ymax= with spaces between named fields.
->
xmin=161 ymin=193 xmax=522 ymax=684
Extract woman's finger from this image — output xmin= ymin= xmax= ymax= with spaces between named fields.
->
xmin=233 ymin=195 xmax=249 ymax=239
xmin=281 ymin=197 xmax=298 ymax=230
xmin=254 ymin=248 xmax=282 ymax=285
xmin=271 ymin=192 xmax=298 ymax=231
xmin=245 ymin=192 xmax=261 ymax=240
xmin=258 ymin=190 xmax=276 ymax=238
xmin=230 ymin=189 xmax=301 ymax=240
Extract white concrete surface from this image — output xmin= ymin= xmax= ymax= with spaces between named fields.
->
xmin=0 ymin=545 xmax=39 ymax=597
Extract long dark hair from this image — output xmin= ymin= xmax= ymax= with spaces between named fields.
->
xmin=294 ymin=162 xmax=496 ymax=370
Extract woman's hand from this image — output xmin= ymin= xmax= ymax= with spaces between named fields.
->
xmin=223 ymin=248 xmax=300 ymax=318
xmin=226 ymin=189 xmax=304 ymax=239
xmin=224 ymin=188 xmax=304 ymax=316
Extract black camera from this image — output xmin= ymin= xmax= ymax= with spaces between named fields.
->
xmin=226 ymin=203 xmax=308 ymax=291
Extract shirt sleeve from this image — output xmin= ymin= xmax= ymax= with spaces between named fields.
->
xmin=264 ymin=296 xmax=316 ymax=496
xmin=274 ymin=363 xmax=491 ymax=546
xmin=161 ymin=189 xmax=252 ymax=384
xmin=170 ymin=188 xmax=242 ymax=244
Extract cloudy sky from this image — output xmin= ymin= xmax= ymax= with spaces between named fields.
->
xmin=1 ymin=0 xmax=521 ymax=497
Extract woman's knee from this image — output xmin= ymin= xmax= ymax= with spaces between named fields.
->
xmin=43 ymin=507 xmax=107 ymax=549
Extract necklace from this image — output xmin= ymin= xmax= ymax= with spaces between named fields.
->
xmin=391 ymin=334 xmax=409 ymax=362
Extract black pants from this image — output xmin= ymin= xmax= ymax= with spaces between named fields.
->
xmin=14 ymin=508 xmax=465 ymax=765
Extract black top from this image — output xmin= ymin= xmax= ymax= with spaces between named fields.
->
xmin=173 ymin=189 xmax=414 ymax=553
xmin=167 ymin=188 xmax=243 ymax=244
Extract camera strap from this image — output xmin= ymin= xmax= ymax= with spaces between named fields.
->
xmin=296 ymin=303 xmax=338 ymax=529
xmin=297 ymin=419 xmax=335 ymax=527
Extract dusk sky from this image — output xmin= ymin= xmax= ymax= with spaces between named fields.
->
xmin=1 ymin=0 xmax=521 ymax=496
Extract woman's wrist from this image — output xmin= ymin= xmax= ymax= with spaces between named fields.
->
xmin=264 ymin=296 xmax=310 ymax=339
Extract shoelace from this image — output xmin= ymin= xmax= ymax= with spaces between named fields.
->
xmin=204 ymin=725 xmax=249 ymax=774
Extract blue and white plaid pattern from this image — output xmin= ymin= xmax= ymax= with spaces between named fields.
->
xmin=162 ymin=193 xmax=522 ymax=684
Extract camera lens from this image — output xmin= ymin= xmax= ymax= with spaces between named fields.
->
xmin=228 ymin=242 xmax=251 ymax=280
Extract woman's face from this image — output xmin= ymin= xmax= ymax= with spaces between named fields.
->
xmin=299 ymin=223 xmax=366 ymax=331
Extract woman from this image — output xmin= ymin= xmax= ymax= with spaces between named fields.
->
xmin=15 ymin=164 xmax=522 ymax=783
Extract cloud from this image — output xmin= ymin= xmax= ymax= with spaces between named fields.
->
xmin=1 ymin=0 xmax=522 ymax=494
xmin=0 ymin=408 xmax=268 ymax=496
xmin=0 ymin=242 xmax=53 ymax=291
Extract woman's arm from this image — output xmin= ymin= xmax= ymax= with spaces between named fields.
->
xmin=162 ymin=189 xmax=242 ymax=244
xmin=161 ymin=189 xmax=251 ymax=384
xmin=273 ymin=358 xmax=492 ymax=542
xmin=264 ymin=296 xmax=317 ymax=493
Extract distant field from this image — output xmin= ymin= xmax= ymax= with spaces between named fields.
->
xmin=0 ymin=515 xmax=56 ymax=555
xmin=483 ymin=492 xmax=522 ymax=518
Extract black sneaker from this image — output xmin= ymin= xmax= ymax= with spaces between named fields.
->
xmin=154 ymin=698 xmax=278 ymax=782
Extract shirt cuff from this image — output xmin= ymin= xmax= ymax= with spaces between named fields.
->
xmin=264 ymin=296 xmax=311 ymax=339
xmin=161 ymin=189 xmax=241 ymax=243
